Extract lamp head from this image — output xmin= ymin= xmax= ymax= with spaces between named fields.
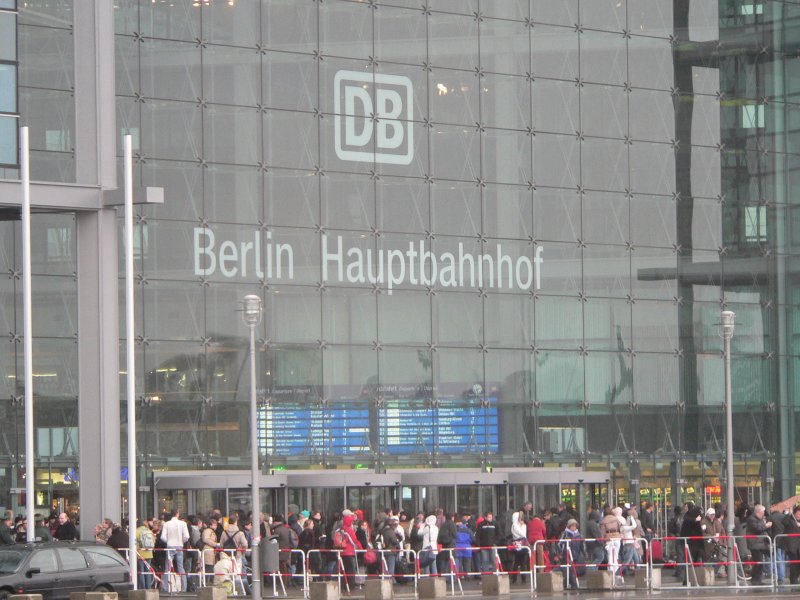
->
xmin=243 ymin=294 xmax=263 ymax=326
xmin=721 ymin=310 xmax=735 ymax=340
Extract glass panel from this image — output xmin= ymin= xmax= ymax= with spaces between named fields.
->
xmin=535 ymin=295 xmax=582 ymax=349
xmin=203 ymin=105 xmax=260 ymax=166
xmin=19 ymin=25 xmax=72 ymax=90
xmin=532 ymin=25 xmax=578 ymax=80
xmin=201 ymin=1 xmax=259 ymax=48
xmin=374 ymin=5 xmax=427 ymax=66
xmin=429 ymin=12 xmax=479 ymax=71
xmin=140 ymin=39 xmax=201 ymax=101
xmin=430 ymin=182 xmax=480 ymax=237
xmin=0 ymin=115 xmax=16 ymax=165
xmin=203 ymin=45 xmax=260 ymax=107
xmin=0 ymin=12 xmax=15 ymax=61
xmin=480 ymin=18 xmax=530 ymax=76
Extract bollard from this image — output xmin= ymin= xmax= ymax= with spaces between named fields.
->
xmin=418 ymin=577 xmax=447 ymax=598
xmin=364 ymin=579 xmax=393 ymax=600
xmin=70 ymin=593 xmax=118 ymax=600
xmin=635 ymin=568 xmax=660 ymax=590
xmin=535 ymin=571 xmax=563 ymax=593
xmin=129 ymin=591 xmax=159 ymax=600
xmin=197 ymin=586 xmax=228 ymax=600
xmin=481 ymin=573 xmax=510 ymax=595
xmin=309 ymin=581 xmax=340 ymax=600
xmin=696 ymin=566 xmax=715 ymax=586
xmin=584 ymin=570 xmax=613 ymax=590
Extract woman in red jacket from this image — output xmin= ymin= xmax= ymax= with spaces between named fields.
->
xmin=526 ymin=510 xmax=551 ymax=571
xmin=337 ymin=514 xmax=362 ymax=589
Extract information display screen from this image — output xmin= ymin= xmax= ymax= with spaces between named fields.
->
xmin=258 ymin=392 xmax=498 ymax=456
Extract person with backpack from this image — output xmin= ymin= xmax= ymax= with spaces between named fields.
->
xmin=136 ymin=519 xmax=155 ymax=590
xmin=201 ymin=516 xmax=220 ymax=586
xmin=333 ymin=513 xmax=361 ymax=590
xmin=270 ymin=514 xmax=299 ymax=587
xmin=375 ymin=516 xmax=403 ymax=583
xmin=220 ymin=513 xmax=249 ymax=594
xmin=454 ymin=516 xmax=475 ymax=578
xmin=437 ymin=513 xmax=458 ymax=575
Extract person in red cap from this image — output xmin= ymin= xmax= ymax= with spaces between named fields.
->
xmin=333 ymin=513 xmax=362 ymax=589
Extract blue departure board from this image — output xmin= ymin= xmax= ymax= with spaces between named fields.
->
xmin=258 ymin=393 xmax=499 ymax=456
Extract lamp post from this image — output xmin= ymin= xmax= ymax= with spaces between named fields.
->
xmin=721 ymin=310 xmax=735 ymax=586
xmin=243 ymin=294 xmax=263 ymax=599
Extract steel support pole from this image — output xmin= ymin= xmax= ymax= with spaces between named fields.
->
xmin=249 ymin=317 xmax=261 ymax=599
xmin=21 ymin=127 xmax=35 ymax=542
xmin=723 ymin=310 xmax=735 ymax=586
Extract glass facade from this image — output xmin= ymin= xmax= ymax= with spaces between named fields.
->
xmin=0 ymin=0 xmax=18 ymax=168
xmin=3 ymin=0 xmax=800 ymax=516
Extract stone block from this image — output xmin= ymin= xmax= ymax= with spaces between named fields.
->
xmin=481 ymin=574 xmax=510 ymax=596
xmin=635 ymin=567 xmax=660 ymax=589
xmin=309 ymin=581 xmax=340 ymax=600
xmin=10 ymin=595 xmax=43 ymax=600
xmin=418 ymin=577 xmax=447 ymax=598
xmin=695 ymin=566 xmax=715 ymax=587
xmin=128 ymin=591 xmax=159 ymax=600
xmin=197 ymin=586 xmax=228 ymax=600
xmin=584 ymin=570 xmax=613 ymax=590
xmin=535 ymin=571 xmax=563 ymax=593
xmin=364 ymin=579 xmax=393 ymax=600
xmin=70 ymin=594 xmax=118 ymax=600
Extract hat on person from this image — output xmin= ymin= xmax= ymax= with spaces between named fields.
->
xmin=706 ymin=508 xmax=715 ymax=516
xmin=342 ymin=509 xmax=354 ymax=517
xmin=389 ymin=516 xmax=399 ymax=523
xmin=567 ymin=519 xmax=578 ymax=528
xmin=623 ymin=502 xmax=631 ymax=510
xmin=301 ymin=510 xmax=310 ymax=518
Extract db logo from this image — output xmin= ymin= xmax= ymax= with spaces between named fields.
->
xmin=334 ymin=70 xmax=413 ymax=165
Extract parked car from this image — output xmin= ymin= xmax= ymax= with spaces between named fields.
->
xmin=0 ymin=541 xmax=132 ymax=600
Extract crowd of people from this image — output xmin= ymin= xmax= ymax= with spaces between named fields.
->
xmin=2 ymin=498 xmax=797 ymax=592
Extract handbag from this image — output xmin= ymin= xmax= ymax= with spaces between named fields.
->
xmin=364 ymin=548 xmax=379 ymax=565
xmin=418 ymin=549 xmax=435 ymax=568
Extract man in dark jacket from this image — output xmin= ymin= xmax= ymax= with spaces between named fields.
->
xmin=782 ymin=506 xmax=800 ymax=584
xmin=437 ymin=513 xmax=458 ymax=575
xmin=770 ymin=508 xmax=787 ymax=584
xmin=55 ymin=512 xmax=79 ymax=541
xmin=0 ymin=514 xmax=14 ymax=545
xmin=476 ymin=512 xmax=499 ymax=574
xmin=745 ymin=504 xmax=772 ymax=585
xmin=585 ymin=508 xmax=605 ymax=567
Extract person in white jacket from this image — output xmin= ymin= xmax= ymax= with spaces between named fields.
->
xmin=619 ymin=506 xmax=642 ymax=577
xmin=421 ymin=515 xmax=439 ymax=575
xmin=510 ymin=512 xmax=530 ymax=583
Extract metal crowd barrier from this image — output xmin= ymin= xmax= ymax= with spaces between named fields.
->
xmin=648 ymin=534 xmax=773 ymax=590
xmin=773 ymin=533 xmax=800 ymax=587
xmin=121 ymin=547 xmax=205 ymax=593
xmin=532 ymin=537 xmax=648 ymax=591
xmin=306 ymin=548 xmax=344 ymax=595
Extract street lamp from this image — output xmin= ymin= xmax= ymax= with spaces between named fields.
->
xmin=721 ymin=310 xmax=735 ymax=586
xmin=243 ymin=294 xmax=263 ymax=599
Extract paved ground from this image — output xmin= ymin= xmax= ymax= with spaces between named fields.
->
xmin=167 ymin=579 xmax=800 ymax=598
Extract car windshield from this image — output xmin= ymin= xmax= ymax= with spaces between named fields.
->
xmin=0 ymin=548 xmax=31 ymax=574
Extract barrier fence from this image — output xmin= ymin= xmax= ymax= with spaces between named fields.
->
xmin=118 ymin=533 xmax=800 ymax=595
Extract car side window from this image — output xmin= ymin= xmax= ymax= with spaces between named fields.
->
xmin=28 ymin=549 xmax=58 ymax=573
xmin=83 ymin=547 xmax=127 ymax=567
xmin=56 ymin=548 xmax=88 ymax=571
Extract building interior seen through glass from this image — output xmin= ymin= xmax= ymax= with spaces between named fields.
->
xmin=1 ymin=0 xmax=800 ymax=524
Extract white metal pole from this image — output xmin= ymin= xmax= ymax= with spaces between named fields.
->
xmin=124 ymin=135 xmax=138 ymax=587
xmin=722 ymin=310 xmax=735 ymax=586
xmin=20 ymin=127 xmax=35 ymax=543
xmin=249 ymin=319 xmax=262 ymax=599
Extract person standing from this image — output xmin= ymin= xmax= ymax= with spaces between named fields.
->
xmin=745 ymin=504 xmax=771 ymax=585
xmin=55 ymin=512 xmax=79 ymax=541
xmin=135 ymin=519 xmax=155 ymax=590
xmin=201 ymin=515 xmax=220 ymax=585
xmin=782 ymin=506 xmax=800 ymax=584
xmin=161 ymin=509 xmax=190 ymax=592
xmin=476 ymin=511 xmax=499 ymax=574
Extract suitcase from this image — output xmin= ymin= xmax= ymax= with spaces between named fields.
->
xmin=650 ymin=539 xmax=664 ymax=563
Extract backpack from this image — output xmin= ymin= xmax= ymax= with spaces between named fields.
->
xmin=139 ymin=527 xmax=155 ymax=550
xmin=222 ymin=530 xmax=239 ymax=550
xmin=332 ymin=529 xmax=346 ymax=549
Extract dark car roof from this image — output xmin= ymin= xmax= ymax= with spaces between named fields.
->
xmin=0 ymin=541 xmax=109 ymax=550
